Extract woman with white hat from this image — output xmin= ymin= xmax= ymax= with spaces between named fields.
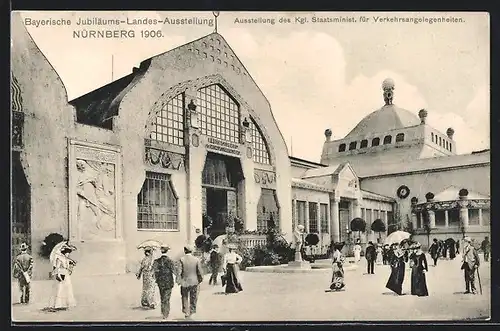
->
xmin=136 ymin=247 xmax=157 ymax=309
xmin=222 ymin=243 xmax=243 ymax=294
xmin=47 ymin=242 xmax=77 ymax=311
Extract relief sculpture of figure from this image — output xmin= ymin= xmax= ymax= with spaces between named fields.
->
xmin=76 ymin=159 xmax=116 ymax=239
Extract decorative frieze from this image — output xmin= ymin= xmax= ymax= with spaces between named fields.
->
xmin=254 ymin=169 xmax=276 ymax=188
xmin=412 ymin=199 xmax=490 ymax=213
xmin=206 ymin=137 xmax=241 ymax=156
xmin=75 ymin=145 xmax=117 ymax=163
xmin=145 ymin=147 xmax=185 ymax=171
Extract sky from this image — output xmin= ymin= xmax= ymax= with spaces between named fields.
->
xmin=15 ymin=11 xmax=490 ymax=162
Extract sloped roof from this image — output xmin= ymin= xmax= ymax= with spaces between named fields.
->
xmin=302 ymin=163 xmax=343 ymax=178
xmin=346 ymin=104 xmax=420 ymax=138
xmin=69 ymin=61 xmax=150 ymax=125
xmin=291 ymin=178 xmax=332 ymax=192
xmin=433 ymin=185 xmax=490 ymax=202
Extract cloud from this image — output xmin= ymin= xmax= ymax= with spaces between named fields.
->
xmin=427 ymin=86 xmax=489 ymax=154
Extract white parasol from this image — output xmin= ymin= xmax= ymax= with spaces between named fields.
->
xmin=49 ymin=241 xmax=71 ymax=267
xmin=137 ymin=239 xmax=163 ymax=250
xmin=384 ymin=231 xmax=411 ymax=245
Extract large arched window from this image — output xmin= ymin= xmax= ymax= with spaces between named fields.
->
xmin=249 ymin=118 xmax=271 ymax=164
xmin=395 ymin=133 xmax=405 ymax=142
xmin=360 ymin=139 xmax=368 ymax=148
xmin=349 ymin=142 xmax=357 ymax=150
xmin=338 ymin=143 xmax=346 ymax=152
xmin=197 ymin=84 xmax=240 ymax=143
xmin=151 ymin=93 xmax=185 ymax=145
xmin=383 ymin=135 xmax=392 ymax=145
xmin=372 ymin=137 xmax=380 ymax=146
xmin=137 ymin=172 xmax=179 ymax=230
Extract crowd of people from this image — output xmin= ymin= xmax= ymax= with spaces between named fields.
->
xmin=12 ymin=234 xmax=490 ymax=318
xmin=134 ymin=242 xmax=243 ymax=319
xmin=326 ymin=236 xmax=488 ymax=297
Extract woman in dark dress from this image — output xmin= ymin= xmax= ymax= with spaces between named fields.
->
xmin=385 ymin=245 xmax=406 ymax=295
xmin=410 ymin=243 xmax=429 ymax=297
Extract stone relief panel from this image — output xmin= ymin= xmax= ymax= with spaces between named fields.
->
xmin=69 ymin=141 xmax=121 ymax=241
xmin=76 ymin=159 xmax=116 ymax=240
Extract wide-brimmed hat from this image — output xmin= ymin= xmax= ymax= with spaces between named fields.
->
xmin=463 ymin=237 xmax=472 ymax=243
xmin=226 ymin=243 xmax=238 ymax=250
xmin=332 ymin=242 xmax=345 ymax=250
xmin=184 ymin=245 xmax=194 ymax=253
xmin=19 ymin=243 xmax=29 ymax=251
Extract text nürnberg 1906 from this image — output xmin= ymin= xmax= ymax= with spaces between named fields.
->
xmin=22 ymin=16 xmax=216 ymax=39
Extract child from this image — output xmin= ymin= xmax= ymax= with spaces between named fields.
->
xmin=13 ymin=243 xmax=34 ymax=304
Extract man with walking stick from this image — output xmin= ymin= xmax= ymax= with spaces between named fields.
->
xmin=461 ymin=237 xmax=480 ymax=295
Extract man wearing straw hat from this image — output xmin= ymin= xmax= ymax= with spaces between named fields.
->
xmin=13 ymin=243 xmax=33 ymax=304
xmin=461 ymin=237 xmax=480 ymax=294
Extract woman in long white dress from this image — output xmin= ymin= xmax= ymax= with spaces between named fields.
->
xmin=48 ymin=243 xmax=77 ymax=311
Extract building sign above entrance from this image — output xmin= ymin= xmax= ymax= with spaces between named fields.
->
xmin=206 ymin=137 xmax=241 ymax=156
xmin=254 ymin=169 xmax=277 ymax=189
xmin=145 ymin=147 xmax=185 ymax=171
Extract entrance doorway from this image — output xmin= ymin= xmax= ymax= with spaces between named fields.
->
xmin=12 ymin=152 xmax=31 ymax=258
xmin=202 ymin=152 xmax=243 ymax=239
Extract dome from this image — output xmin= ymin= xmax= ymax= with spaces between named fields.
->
xmin=346 ymin=104 xmax=420 ymax=137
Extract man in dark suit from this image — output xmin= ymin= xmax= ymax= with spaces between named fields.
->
xmin=208 ymin=244 xmax=221 ymax=285
xmin=152 ymin=245 xmax=177 ymax=319
xmin=461 ymin=237 xmax=480 ymax=294
xmin=178 ymin=245 xmax=204 ymax=319
xmin=365 ymin=241 xmax=376 ymax=275
xmin=13 ymin=243 xmax=33 ymax=304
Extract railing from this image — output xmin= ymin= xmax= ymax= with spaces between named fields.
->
xmin=239 ymin=234 xmax=267 ymax=248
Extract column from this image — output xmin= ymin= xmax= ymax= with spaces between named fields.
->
xmin=330 ymin=197 xmax=340 ymax=243
xmin=478 ymin=209 xmax=483 ymax=226
xmin=305 ymin=200 xmax=310 ymax=233
xmin=317 ymin=201 xmax=322 ymax=255
xmin=411 ymin=213 xmax=418 ymax=230
xmin=460 ymin=206 xmax=469 ymax=230
xmin=292 ymin=199 xmax=297 ymax=229
xmin=418 ymin=213 xmax=423 ymax=229
xmin=428 ymin=210 xmax=436 ymax=228
xmin=444 ymin=210 xmax=449 ymax=228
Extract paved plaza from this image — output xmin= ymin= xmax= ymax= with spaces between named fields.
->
xmin=12 ymin=254 xmax=490 ymax=322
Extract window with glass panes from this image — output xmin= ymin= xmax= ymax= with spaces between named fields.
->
xmin=197 ymin=84 xmax=240 ymax=143
xmin=320 ymin=203 xmax=328 ymax=233
xmin=297 ymin=201 xmax=306 ymax=227
xmin=151 ymin=93 xmax=185 ymax=145
xmin=309 ymin=202 xmax=318 ymax=233
xmin=137 ymin=172 xmax=178 ymax=230
xmin=249 ymin=118 xmax=271 ymax=164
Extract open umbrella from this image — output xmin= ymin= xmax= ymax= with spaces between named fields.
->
xmin=49 ymin=241 xmax=77 ymax=267
xmin=137 ymin=239 xmax=163 ymax=249
xmin=384 ymin=231 xmax=411 ymax=245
